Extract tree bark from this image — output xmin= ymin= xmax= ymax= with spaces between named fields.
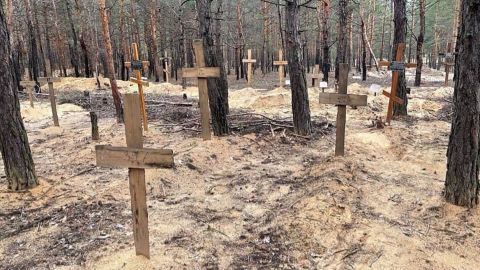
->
xmin=65 ymin=0 xmax=80 ymax=77
xmin=414 ymin=0 xmax=425 ymax=87
xmin=286 ymin=0 xmax=312 ymax=136
xmin=98 ymin=0 xmax=123 ymax=123
xmin=335 ymin=0 xmax=349 ymax=80
xmin=196 ymin=0 xmax=229 ymax=136
xmin=0 ymin=7 xmax=38 ymax=190
xmin=445 ymin=0 xmax=480 ymax=208
xmin=392 ymin=0 xmax=408 ymax=116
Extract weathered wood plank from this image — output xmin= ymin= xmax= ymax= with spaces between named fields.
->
xmin=335 ymin=64 xmax=348 ymax=156
xmin=182 ymin=67 xmax=221 ymax=78
xmin=47 ymin=82 xmax=59 ymax=126
xmin=382 ymin=90 xmax=404 ymax=105
xmin=130 ymin=77 xmax=150 ymax=87
xmin=95 ymin=145 xmax=174 ymax=169
xmin=318 ymin=93 xmax=368 ymax=107
xmin=192 ymin=39 xmax=212 ymax=140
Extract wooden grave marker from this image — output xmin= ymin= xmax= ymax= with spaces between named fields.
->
xmin=319 ymin=63 xmax=367 ymax=156
xmin=182 ymin=39 xmax=221 ymax=140
xmin=19 ymin=80 xmax=36 ymax=108
xmin=95 ymin=93 xmax=174 ymax=259
xmin=125 ymin=43 xmax=150 ymax=131
xmin=242 ymin=49 xmax=257 ymax=86
xmin=311 ymin=64 xmax=322 ymax=87
xmin=442 ymin=42 xmax=455 ymax=86
xmin=38 ymin=77 xmax=62 ymax=127
xmin=378 ymin=43 xmax=416 ymax=124
xmin=273 ymin=50 xmax=288 ymax=88
xmin=160 ymin=50 xmax=172 ymax=83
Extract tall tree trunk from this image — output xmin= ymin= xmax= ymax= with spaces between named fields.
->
xmin=23 ymin=0 xmax=39 ymax=83
xmin=335 ymin=0 xmax=349 ymax=80
xmin=360 ymin=16 xmax=367 ymax=81
xmin=196 ymin=0 xmax=229 ymax=136
xmin=392 ymin=0 xmax=408 ymax=116
xmin=318 ymin=0 xmax=331 ymax=82
xmin=98 ymin=0 xmax=123 ymax=123
xmin=407 ymin=0 xmax=415 ymax=63
xmin=286 ymin=0 xmax=312 ymax=136
xmin=147 ymin=0 xmax=162 ymax=82
xmin=65 ymin=0 xmax=80 ymax=77
xmin=414 ymin=0 xmax=425 ymax=86
xmin=445 ymin=0 xmax=480 ymax=208
xmin=0 ymin=7 xmax=38 ymax=190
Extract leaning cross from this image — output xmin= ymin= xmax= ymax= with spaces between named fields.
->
xmin=182 ymin=39 xmax=220 ymax=141
xmin=311 ymin=64 xmax=322 ymax=87
xmin=95 ymin=93 xmax=174 ymax=259
xmin=160 ymin=50 xmax=172 ymax=83
xmin=319 ymin=63 xmax=367 ymax=156
xmin=242 ymin=49 xmax=257 ymax=86
xmin=273 ymin=50 xmax=288 ymax=88
xmin=125 ymin=43 xmax=150 ymax=131
xmin=378 ymin=43 xmax=416 ymax=124
xmin=38 ymin=77 xmax=62 ymax=127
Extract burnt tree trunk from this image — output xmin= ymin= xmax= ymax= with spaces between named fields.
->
xmin=286 ymin=0 xmax=312 ymax=136
xmin=0 ymin=8 xmax=38 ymax=190
xmin=196 ymin=0 xmax=229 ymax=136
xmin=98 ymin=0 xmax=123 ymax=123
xmin=414 ymin=0 xmax=425 ymax=86
xmin=445 ymin=0 xmax=480 ymax=208
xmin=392 ymin=0 xmax=408 ymax=116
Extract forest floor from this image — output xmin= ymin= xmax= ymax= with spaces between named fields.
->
xmin=1 ymin=68 xmax=479 ymax=270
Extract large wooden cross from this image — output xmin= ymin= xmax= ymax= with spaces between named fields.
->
xmin=242 ymin=49 xmax=257 ymax=86
xmin=311 ymin=64 xmax=322 ymax=87
xmin=319 ymin=63 xmax=367 ymax=156
xmin=442 ymin=42 xmax=455 ymax=87
xmin=273 ymin=50 xmax=288 ymax=88
xmin=160 ymin=50 xmax=172 ymax=83
xmin=125 ymin=43 xmax=150 ymax=131
xmin=95 ymin=93 xmax=174 ymax=259
xmin=182 ymin=39 xmax=220 ymax=140
xmin=378 ymin=43 xmax=416 ymax=124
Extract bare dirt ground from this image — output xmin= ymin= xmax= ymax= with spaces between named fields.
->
xmin=1 ymin=68 xmax=479 ymax=270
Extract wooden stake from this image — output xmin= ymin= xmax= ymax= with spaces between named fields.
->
xmin=47 ymin=81 xmax=59 ymax=127
xmin=182 ymin=40 xmax=221 ymax=140
xmin=90 ymin=112 xmax=99 ymax=140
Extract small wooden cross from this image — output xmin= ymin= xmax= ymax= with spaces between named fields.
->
xmin=38 ymin=77 xmax=62 ymax=127
xmin=319 ymin=63 xmax=367 ymax=156
xmin=273 ymin=50 xmax=288 ymax=88
xmin=125 ymin=43 xmax=150 ymax=131
xmin=95 ymin=93 xmax=174 ymax=259
xmin=160 ymin=50 xmax=172 ymax=83
xmin=242 ymin=49 xmax=257 ymax=86
xmin=442 ymin=42 xmax=455 ymax=87
xmin=311 ymin=64 xmax=322 ymax=87
xmin=182 ymin=39 xmax=221 ymax=140
xmin=378 ymin=43 xmax=416 ymax=124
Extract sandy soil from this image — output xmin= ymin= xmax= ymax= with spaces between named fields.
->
xmin=1 ymin=68 xmax=479 ymax=270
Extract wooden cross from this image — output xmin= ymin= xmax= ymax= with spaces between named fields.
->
xmin=38 ymin=77 xmax=61 ymax=127
xmin=319 ymin=63 xmax=367 ymax=156
xmin=160 ymin=50 xmax=172 ymax=83
xmin=378 ymin=43 xmax=416 ymax=124
xmin=311 ymin=64 xmax=322 ymax=87
xmin=95 ymin=93 xmax=174 ymax=259
xmin=182 ymin=39 xmax=220 ymax=140
xmin=125 ymin=43 xmax=150 ymax=131
xmin=273 ymin=50 xmax=288 ymax=88
xmin=442 ymin=42 xmax=455 ymax=86
xmin=242 ymin=49 xmax=257 ymax=86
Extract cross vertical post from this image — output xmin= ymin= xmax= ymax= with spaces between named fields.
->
xmin=20 ymin=81 xmax=36 ymax=108
xmin=182 ymin=39 xmax=221 ymax=140
xmin=39 ymin=77 xmax=61 ymax=127
xmin=444 ymin=42 xmax=455 ymax=86
xmin=161 ymin=51 xmax=172 ymax=83
xmin=125 ymin=43 xmax=150 ymax=131
xmin=242 ymin=49 xmax=257 ymax=86
xmin=273 ymin=50 xmax=288 ymax=88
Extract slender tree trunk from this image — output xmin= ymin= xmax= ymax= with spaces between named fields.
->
xmin=379 ymin=7 xmax=386 ymax=60
xmin=286 ymin=0 xmax=312 ymax=136
xmin=392 ymin=0 xmax=408 ymax=116
xmin=98 ymin=0 xmax=123 ymax=123
xmin=65 ymin=0 xmax=80 ymax=77
xmin=196 ymin=0 xmax=229 ymax=135
xmin=0 ymin=8 xmax=37 ymax=190
xmin=318 ymin=0 xmax=331 ymax=82
xmin=407 ymin=0 xmax=415 ymax=63
xmin=23 ymin=0 xmax=39 ymax=84
xmin=335 ymin=0 xmax=349 ymax=80
xmin=414 ymin=0 xmax=425 ymax=86
xmin=445 ymin=0 xmax=480 ymax=208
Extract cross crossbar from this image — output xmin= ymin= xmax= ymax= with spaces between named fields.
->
xmin=95 ymin=145 xmax=174 ymax=169
xmin=318 ymin=93 xmax=367 ymax=107
xmin=182 ymin=67 xmax=220 ymax=78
